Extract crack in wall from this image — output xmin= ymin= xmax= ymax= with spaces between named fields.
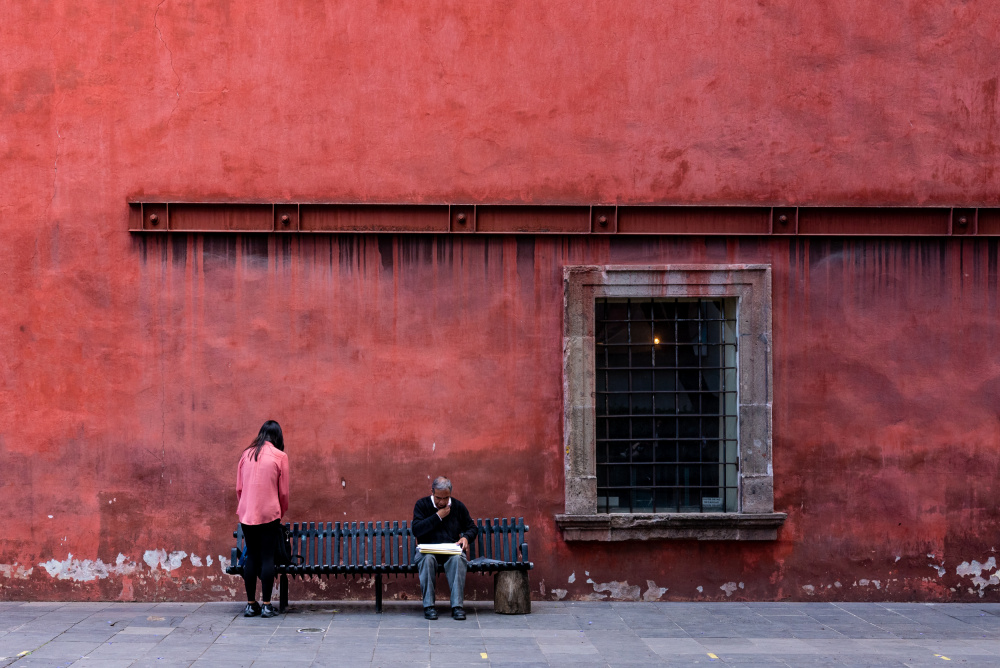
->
xmin=153 ymin=0 xmax=181 ymax=119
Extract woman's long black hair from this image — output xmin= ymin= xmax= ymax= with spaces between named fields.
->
xmin=245 ymin=420 xmax=284 ymax=461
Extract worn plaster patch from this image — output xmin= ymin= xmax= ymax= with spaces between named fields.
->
xmin=956 ymin=557 xmax=999 ymax=597
xmin=143 ymin=550 xmax=188 ymax=571
xmin=592 ymin=580 xmax=640 ymax=600
xmin=551 ymin=588 xmax=568 ymax=600
xmin=189 ymin=555 xmax=203 ymax=567
xmin=568 ymin=572 xmax=576 ymax=584
xmin=802 ymin=584 xmax=815 ymax=596
xmin=39 ymin=553 xmax=137 ymax=581
xmin=642 ymin=580 xmax=668 ymax=601
xmin=0 ymin=563 xmax=33 ymax=579
xmin=720 ymin=582 xmax=739 ymax=597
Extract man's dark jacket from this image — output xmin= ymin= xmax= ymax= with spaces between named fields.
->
xmin=411 ymin=496 xmax=478 ymax=545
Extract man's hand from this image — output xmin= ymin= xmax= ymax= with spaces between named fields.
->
xmin=436 ymin=505 xmax=451 ymax=520
xmin=457 ymin=537 xmax=469 ymax=555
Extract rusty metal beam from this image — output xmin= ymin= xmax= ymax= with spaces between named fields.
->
xmin=129 ymin=203 xmax=1000 ymax=236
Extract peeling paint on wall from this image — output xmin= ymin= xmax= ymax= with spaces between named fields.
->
xmin=551 ymin=588 xmax=567 ymax=600
xmin=720 ymin=582 xmax=741 ymax=597
xmin=39 ymin=554 xmax=137 ymax=582
xmin=802 ymin=584 xmax=815 ymax=595
xmin=956 ymin=557 xmax=999 ymax=597
xmin=591 ymin=580 xmax=641 ymax=600
xmin=0 ymin=564 xmax=33 ymax=580
xmin=143 ymin=550 xmax=188 ymax=571
xmin=642 ymin=580 xmax=668 ymax=601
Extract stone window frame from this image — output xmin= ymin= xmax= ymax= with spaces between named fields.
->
xmin=555 ymin=265 xmax=786 ymax=541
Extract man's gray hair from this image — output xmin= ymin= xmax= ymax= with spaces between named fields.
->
xmin=432 ymin=476 xmax=452 ymax=492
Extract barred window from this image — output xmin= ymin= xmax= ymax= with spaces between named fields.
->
xmin=556 ymin=265 xmax=784 ymax=541
xmin=595 ymin=297 xmax=738 ymax=513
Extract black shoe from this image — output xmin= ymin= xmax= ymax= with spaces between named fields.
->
xmin=243 ymin=602 xmax=261 ymax=617
xmin=451 ymin=606 xmax=466 ymax=620
xmin=260 ymin=603 xmax=278 ymax=618
xmin=424 ymin=607 xmax=438 ymax=620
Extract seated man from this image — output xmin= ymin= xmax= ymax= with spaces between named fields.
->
xmin=412 ymin=476 xmax=478 ymax=620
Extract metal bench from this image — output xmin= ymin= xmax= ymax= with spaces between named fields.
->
xmin=226 ymin=517 xmax=533 ymax=613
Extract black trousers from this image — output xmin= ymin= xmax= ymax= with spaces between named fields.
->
xmin=241 ymin=519 xmax=281 ymax=602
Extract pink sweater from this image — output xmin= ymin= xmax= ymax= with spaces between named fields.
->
xmin=236 ymin=443 xmax=289 ymax=525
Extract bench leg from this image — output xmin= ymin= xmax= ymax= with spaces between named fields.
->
xmin=279 ymin=574 xmax=288 ymax=612
xmin=494 ymin=571 xmax=530 ymax=614
xmin=375 ymin=574 xmax=383 ymax=614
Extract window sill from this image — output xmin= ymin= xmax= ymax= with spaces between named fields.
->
xmin=554 ymin=512 xmax=787 ymax=541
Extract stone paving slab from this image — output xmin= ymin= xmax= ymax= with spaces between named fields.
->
xmin=0 ymin=601 xmax=1000 ymax=666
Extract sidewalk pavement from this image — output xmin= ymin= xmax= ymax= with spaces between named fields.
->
xmin=1 ymin=600 xmax=1000 ymax=668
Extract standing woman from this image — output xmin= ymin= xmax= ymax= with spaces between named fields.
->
xmin=236 ymin=420 xmax=289 ymax=618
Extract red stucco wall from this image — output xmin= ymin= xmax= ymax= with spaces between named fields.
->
xmin=2 ymin=2 xmax=1000 ymax=602
xmin=3 ymin=234 xmax=1000 ymax=602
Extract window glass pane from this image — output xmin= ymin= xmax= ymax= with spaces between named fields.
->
xmin=654 ymin=488 xmax=678 ymax=512
xmin=678 ymin=417 xmax=699 ymax=438
xmin=678 ymin=440 xmax=700 ymax=462
xmin=655 ymin=464 xmax=676 ymax=486
xmin=630 ymin=320 xmax=653 ymax=345
xmin=631 ymin=418 xmax=654 ymax=439
xmin=632 ymin=370 xmax=652 ymax=391
xmin=634 ymin=465 xmax=654 ymax=486
xmin=607 ymin=345 xmax=629 ymax=368
xmin=629 ymin=300 xmax=651 ymax=322
xmin=608 ymin=465 xmax=631 ymax=487
xmin=606 ymin=300 xmax=628 ymax=322
xmin=654 ymin=393 xmax=675 ymax=415
xmin=608 ymin=371 xmax=629 ymax=392
xmin=653 ymin=370 xmax=674 ymax=391
xmin=607 ymin=442 xmax=630 ymax=463
xmin=631 ymin=393 xmax=653 ymax=415
xmin=606 ymin=392 xmax=629 ymax=416
xmin=607 ymin=417 xmax=630 ymax=440
xmin=655 ymin=440 xmax=676 ymax=462
xmin=631 ymin=441 xmax=654 ymax=463
xmin=654 ymin=417 xmax=676 ymax=440
xmin=632 ymin=489 xmax=654 ymax=513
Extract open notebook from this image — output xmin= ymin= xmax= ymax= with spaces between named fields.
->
xmin=417 ymin=543 xmax=463 ymax=555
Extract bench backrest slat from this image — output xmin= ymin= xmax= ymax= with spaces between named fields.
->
xmin=474 ymin=519 xmax=484 ymax=560
xmin=516 ymin=517 xmax=525 ymax=562
xmin=309 ymin=522 xmax=317 ymax=566
xmin=500 ymin=517 xmax=512 ymax=561
xmin=384 ymin=521 xmax=392 ymax=566
xmin=366 ymin=522 xmax=374 ymax=565
xmin=495 ymin=518 xmax=503 ymax=560
xmin=375 ymin=522 xmax=382 ymax=566
xmin=325 ymin=522 xmax=332 ymax=567
xmin=352 ymin=522 xmax=357 ymax=566
xmin=391 ymin=521 xmax=399 ymax=566
xmin=332 ymin=522 xmax=340 ymax=567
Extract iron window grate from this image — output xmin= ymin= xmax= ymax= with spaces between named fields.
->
xmin=595 ymin=297 xmax=739 ymax=513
